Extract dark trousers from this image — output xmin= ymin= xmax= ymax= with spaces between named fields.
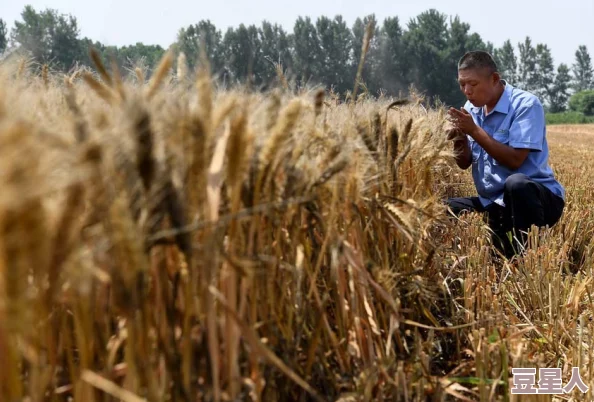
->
xmin=446 ymin=173 xmax=565 ymax=258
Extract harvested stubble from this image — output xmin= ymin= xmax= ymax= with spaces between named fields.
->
xmin=2 ymin=50 xmax=593 ymax=402
xmin=437 ymin=124 xmax=594 ymax=402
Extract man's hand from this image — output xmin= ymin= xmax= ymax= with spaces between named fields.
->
xmin=449 ymin=130 xmax=472 ymax=170
xmin=445 ymin=113 xmax=472 ymax=169
xmin=447 ymin=106 xmax=530 ymax=170
xmin=447 ymin=107 xmax=478 ymax=137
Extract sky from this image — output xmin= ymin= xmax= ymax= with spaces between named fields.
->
xmin=1 ymin=0 xmax=593 ymax=67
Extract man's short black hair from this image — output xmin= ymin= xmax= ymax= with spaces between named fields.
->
xmin=458 ymin=51 xmax=498 ymax=75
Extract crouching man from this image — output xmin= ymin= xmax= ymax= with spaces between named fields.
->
xmin=446 ymin=50 xmax=565 ymax=259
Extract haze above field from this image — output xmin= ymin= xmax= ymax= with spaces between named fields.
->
xmin=1 ymin=0 xmax=592 ymax=67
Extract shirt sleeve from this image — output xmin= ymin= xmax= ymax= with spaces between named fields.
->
xmin=508 ymin=101 xmax=544 ymax=151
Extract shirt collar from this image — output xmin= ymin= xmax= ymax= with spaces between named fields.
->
xmin=492 ymin=80 xmax=511 ymax=115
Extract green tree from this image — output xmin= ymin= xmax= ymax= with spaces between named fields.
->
xmin=568 ymin=90 xmax=594 ymax=116
xmin=402 ymin=11 xmax=487 ymax=106
xmin=50 ymin=13 xmax=83 ymax=71
xmin=11 ymin=5 xmax=82 ymax=70
xmin=376 ymin=16 xmax=407 ymax=95
xmin=517 ymin=37 xmax=538 ymax=92
xmin=75 ymin=39 xmax=165 ymax=79
xmin=548 ymin=63 xmax=572 ymax=113
xmin=534 ymin=43 xmax=555 ymax=104
xmin=176 ymin=20 xmax=224 ymax=74
xmin=0 ymin=19 xmax=7 ymax=54
xmin=292 ymin=16 xmax=323 ymax=87
xmin=11 ymin=6 xmax=49 ymax=63
xmin=572 ymin=45 xmax=593 ymax=92
xmin=316 ymin=15 xmax=353 ymax=94
xmin=222 ymin=24 xmax=264 ymax=87
xmin=259 ymin=21 xmax=294 ymax=86
xmin=116 ymin=43 xmax=165 ymax=71
xmin=447 ymin=16 xmax=485 ymax=59
xmin=78 ymin=38 xmax=124 ymax=72
xmin=402 ymin=10 xmax=450 ymax=103
xmin=78 ymin=37 xmax=107 ymax=65
xmin=494 ymin=40 xmax=517 ymax=84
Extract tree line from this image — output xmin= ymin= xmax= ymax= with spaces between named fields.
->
xmin=1 ymin=5 xmax=593 ymax=110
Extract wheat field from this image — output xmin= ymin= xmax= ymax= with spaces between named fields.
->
xmin=0 ymin=50 xmax=593 ymax=402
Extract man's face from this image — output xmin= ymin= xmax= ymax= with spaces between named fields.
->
xmin=457 ymin=68 xmax=498 ymax=107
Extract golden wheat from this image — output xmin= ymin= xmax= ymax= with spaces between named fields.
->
xmin=0 ymin=51 xmax=593 ymax=402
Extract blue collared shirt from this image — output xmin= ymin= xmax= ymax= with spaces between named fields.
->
xmin=463 ymin=81 xmax=565 ymax=207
